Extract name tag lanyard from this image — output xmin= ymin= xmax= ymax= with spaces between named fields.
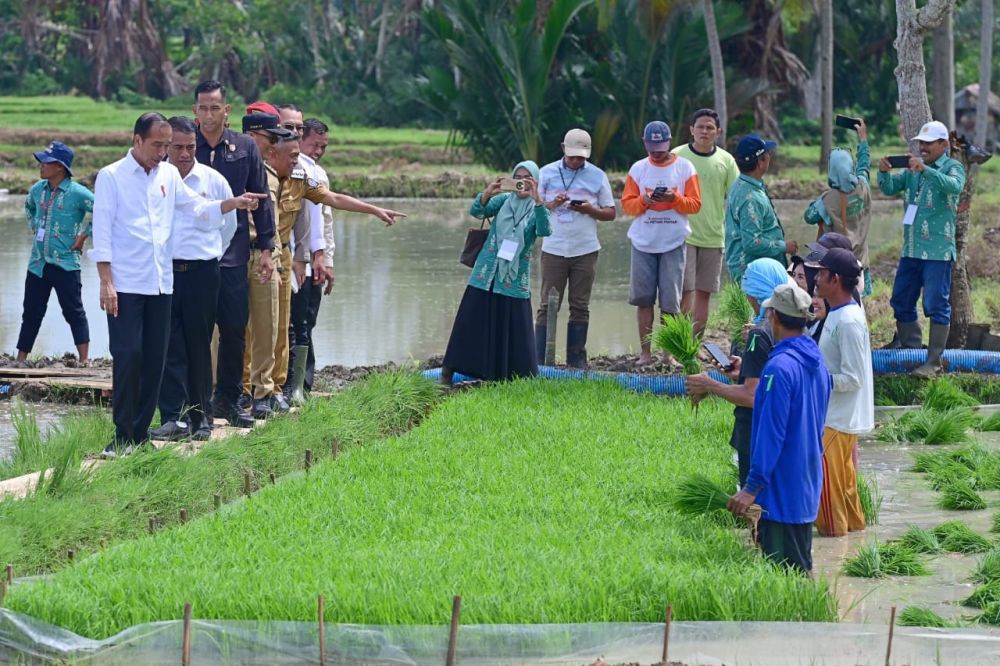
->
xmin=36 ymin=188 xmax=59 ymax=244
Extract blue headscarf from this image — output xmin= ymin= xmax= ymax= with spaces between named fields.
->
xmin=494 ymin=160 xmax=539 ymax=284
xmin=741 ymin=258 xmax=794 ymax=323
xmin=828 ymin=148 xmax=858 ymax=193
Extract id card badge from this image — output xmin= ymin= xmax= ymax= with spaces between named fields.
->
xmin=902 ymin=204 xmax=917 ymax=226
xmin=498 ymin=239 xmax=519 ymax=261
xmin=35 ymin=227 xmax=45 ymax=242
xmin=556 ymin=208 xmax=574 ymax=223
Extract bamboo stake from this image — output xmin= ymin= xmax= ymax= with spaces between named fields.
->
xmin=661 ymin=604 xmax=673 ymax=664
xmin=182 ymin=602 xmax=193 ymax=666
xmin=5 ymin=564 xmax=11 ymax=585
xmin=0 ymin=580 xmax=6 ymax=608
xmin=100 ymin=538 xmax=107 ymax=550
xmin=305 ymin=449 xmax=313 ymax=473
xmin=269 ymin=471 xmax=276 ymax=485
xmin=67 ymin=549 xmax=75 ymax=562
xmin=885 ymin=605 xmax=896 ymax=666
xmin=213 ymin=493 xmax=222 ymax=510
xmin=179 ymin=509 xmax=188 ymax=525
xmin=446 ymin=595 xmax=462 ymax=666
xmin=318 ymin=594 xmax=326 ymax=666
xmin=544 ymin=287 xmax=559 ymax=365
xmin=148 ymin=517 xmax=156 ymax=534
xmin=244 ymin=471 xmax=252 ymax=496
xmin=332 ymin=440 xmax=339 ymax=459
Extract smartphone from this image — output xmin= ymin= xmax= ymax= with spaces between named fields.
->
xmin=569 ymin=199 xmax=585 ymax=206
xmin=703 ymin=342 xmax=734 ymax=371
xmin=886 ymin=155 xmax=911 ymax=169
xmin=652 ymin=186 xmax=668 ymax=197
xmin=835 ymin=114 xmax=862 ymax=131
xmin=499 ymin=177 xmax=525 ymax=192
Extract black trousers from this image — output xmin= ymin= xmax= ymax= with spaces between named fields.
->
xmin=757 ymin=519 xmax=814 ymax=574
xmin=212 ymin=265 xmax=249 ymax=411
xmin=108 ymin=292 xmax=171 ymax=445
xmin=158 ymin=260 xmax=220 ymax=428
xmin=17 ymin=265 xmax=89 ymax=352
xmin=287 ymin=277 xmax=323 ymax=392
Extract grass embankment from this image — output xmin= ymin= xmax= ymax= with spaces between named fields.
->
xmin=6 ymin=380 xmax=836 ymax=639
xmin=0 ymin=371 xmax=439 ymax=576
xmin=0 ymin=402 xmax=113 ymax=482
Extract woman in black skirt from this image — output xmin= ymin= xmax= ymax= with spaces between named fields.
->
xmin=441 ymin=160 xmax=552 ymax=383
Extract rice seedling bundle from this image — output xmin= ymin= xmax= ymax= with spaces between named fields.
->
xmin=5 ymin=380 xmax=837 ymax=639
xmin=937 ymin=479 xmax=987 ymax=511
xmin=978 ymin=601 xmax=1000 ymax=625
xmin=842 ymin=542 xmax=930 ymax=578
xmin=922 ymin=377 xmax=980 ymax=411
xmin=964 ymin=581 xmax=1000 ymax=609
xmin=910 ymin=407 xmax=977 ymax=445
xmin=895 ymin=526 xmax=942 ymax=554
xmin=978 ymin=411 xmax=1000 ymax=432
xmin=932 ymin=521 xmax=993 ymax=553
xmin=993 ymin=512 xmax=1000 ymax=534
xmin=856 ymin=474 xmax=882 ymax=526
xmin=651 ymin=314 xmax=702 ymax=375
xmin=716 ymin=282 xmax=754 ymax=346
xmin=897 ymin=606 xmax=950 ymax=628
xmin=971 ymin=549 xmax=1000 ymax=585
xmin=673 ymin=474 xmax=731 ymax=513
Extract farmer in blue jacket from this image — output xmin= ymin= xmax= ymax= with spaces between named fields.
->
xmin=727 ymin=282 xmax=832 ymax=574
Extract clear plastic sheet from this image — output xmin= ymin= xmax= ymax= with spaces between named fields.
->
xmin=3 ymin=610 xmax=1000 ymax=665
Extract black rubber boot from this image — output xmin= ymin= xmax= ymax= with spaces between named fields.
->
xmin=566 ymin=322 xmax=589 ymax=369
xmin=534 ymin=324 xmax=547 ymax=365
xmin=898 ymin=321 xmax=923 ymax=349
xmin=912 ymin=323 xmax=950 ymax=378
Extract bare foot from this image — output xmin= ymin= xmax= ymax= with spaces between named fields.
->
xmin=636 ymin=352 xmax=654 ymax=367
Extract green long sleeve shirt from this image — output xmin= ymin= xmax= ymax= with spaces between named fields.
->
xmin=468 ymin=193 xmax=552 ymax=299
xmin=876 ymin=154 xmax=966 ymax=261
xmin=724 ymin=175 xmax=787 ymax=284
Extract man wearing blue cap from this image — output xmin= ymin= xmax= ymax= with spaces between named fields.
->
xmin=724 ymin=134 xmax=798 ymax=284
xmin=16 ymin=141 xmax=94 ymax=365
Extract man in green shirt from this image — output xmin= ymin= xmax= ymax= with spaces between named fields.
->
xmin=17 ymin=141 xmax=93 ymax=364
xmin=724 ymin=134 xmax=799 ymax=284
xmin=877 ymin=120 xmax=966 ymax=378
xmin=673 ymin=108 xmax=739 ymax=335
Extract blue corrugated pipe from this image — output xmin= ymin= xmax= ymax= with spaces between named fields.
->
xmin=423 ymin=350 xmax=1000 ymax=396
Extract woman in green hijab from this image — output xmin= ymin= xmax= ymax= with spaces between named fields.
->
xmin=442 ymin=160 xmax=552 ymax=383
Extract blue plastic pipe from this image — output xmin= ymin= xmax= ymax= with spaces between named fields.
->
xmin=423 ymin=350 xmax=1000 ymax=397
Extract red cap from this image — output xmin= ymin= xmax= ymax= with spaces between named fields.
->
xmin=246 ymin=101 xmax=278 ymax=116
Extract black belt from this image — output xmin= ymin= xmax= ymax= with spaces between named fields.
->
xmin=173 ymin=258 xmax=218 ymax=272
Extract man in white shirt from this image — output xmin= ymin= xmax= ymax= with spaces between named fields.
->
xmin=536 ymin=129 xmax=616 ymax=367
xmin=286 ymin=118 xmax=337 ymax=402
xmin=90 ymin=112 xmax=265 ymax=457
xmin=152 ymin=116 xmax=238 ymax=442
xmin=810 ymin=247 xmax=874 ymax=537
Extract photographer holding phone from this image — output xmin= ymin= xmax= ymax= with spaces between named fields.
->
xmin=535 ymin=129 xmax=616 ymax=368
xmin=877 ymin=120 xmax=966 ymax=378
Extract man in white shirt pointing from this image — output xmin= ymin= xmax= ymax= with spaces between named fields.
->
xmin=90 ymin=112 xmax=266 ymax=457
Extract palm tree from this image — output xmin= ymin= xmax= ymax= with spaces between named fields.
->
xmin=702 ymin=0 xmax=728 ymax=136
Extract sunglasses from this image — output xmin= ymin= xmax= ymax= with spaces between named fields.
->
xmin=283 ymin=123 xmax=305 ymax=132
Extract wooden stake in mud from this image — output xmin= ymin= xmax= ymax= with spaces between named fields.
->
xmin=331 ymin=440 xmax=339 ymax=459
xmin=884 ymin=605 xmax=896 ymax=666
xmin=100 ymin=538 xmax=107 ymax=550
xmin=182 ymin=601 xmax=193 ymax=666
xmin=318 ymin=594 xmax=326 ymax=666
xmin=446 ymin=595 xmax=462 ymax=666
xmin=0 ymin=580 xmax=6 ymax=608
xmin=305 ymin=449 xmax=313 ymax=473
xmin=661 ymin=604 xmax=673 ymax=664
xmin=179 ymin=509 xmax=188 ymax=525
xmin=244 ymin=471 xmax=252 ymax=496
xmin=5 ymin=564 xmax=11 ymax=585
xmin=544 ymin=287 xmax=559 ymax=365
xmin=67 ymin=549 xmax=75 ymax=562
xmin=148 ymin=517 xmax=157 ymax=534
xmin=213 ymin=493 xmax=222 ymax=510
xmin=269 ymin=471 xmax=276 ymax=485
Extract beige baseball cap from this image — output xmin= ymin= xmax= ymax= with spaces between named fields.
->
xmin=563 ymin=129 xmax=592 ymax=158
xmin=762 ymin=283 xmax=815 ymax=320
xmin=912 ymin=120 xmax=949 ymax=143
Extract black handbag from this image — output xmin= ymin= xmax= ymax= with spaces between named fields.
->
xmin=459 ymin=217 xmax=491 ymax=268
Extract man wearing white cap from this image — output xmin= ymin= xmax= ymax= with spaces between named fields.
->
xmin=877 ymin=120 xmax=966 ymax=378
xmin=535 ymin=128 xmax=616 ymax=367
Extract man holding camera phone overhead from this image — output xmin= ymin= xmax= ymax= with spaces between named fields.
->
xmin=877 ymin=120 xmax=966 ymax=378
xmin=535 ymin=129 xmax=616 ymax=368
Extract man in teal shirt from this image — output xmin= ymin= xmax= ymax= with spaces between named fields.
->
xmin=16 ymin=141 xmax=94 ymax=364
xmin=724 ymin=134 xmax=799 ymax=284
xmin=878 ymin=120 xmax=966 ymax=378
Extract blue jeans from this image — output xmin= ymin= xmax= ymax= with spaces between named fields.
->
xmin=890 ymin=257 xmax=952 ymax=325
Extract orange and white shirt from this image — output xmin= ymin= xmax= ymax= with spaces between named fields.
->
xmin=621 ymin=155 xmax=702 ymax=253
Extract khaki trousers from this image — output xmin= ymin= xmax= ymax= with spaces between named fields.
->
xmin=272 ymin=246 xmax=294 ymax=390
xmin=815 ymin=427 xmax=867 ymax=537
xmin=242 ymin=250 xmax=279 ymax=399
xmin=534 ymin=250 xmax=599 ymax=325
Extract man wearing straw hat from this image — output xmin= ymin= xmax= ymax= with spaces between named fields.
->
xmin=727 ymin=282 xmax=832 ymax=573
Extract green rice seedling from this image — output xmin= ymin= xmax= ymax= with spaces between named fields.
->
xmin=978 ymin=600 xmax=1000 ymax=625
xmin=910 ymin=407 xmax=977 ymax=445
xmin=0 ymin=407 xmax=113 ymax=482
xmin=933 ymin=521 xmax=993 ymax=553
xmin=938 ymin=479 xmax=988 ymax=511
xmin=673 ymin=474 xmax=730 ymax=514
xmin=926 ymin=460 xmax=975 ymax=491
xmin=897 ymin=606 xmax=950 ymax=627
xmin=965 ymin=581 xmax=1000 ymax=609
xmin=922 ymin=377 xmax=980 ymax=411
xmin=978 ymin=411 xmax=1000 ymax=432
xmin=651 ymin=314 xmax=702 ymax=375
xmin=856 ymin=474 xmax=882 ymax=525
xmin=5 ymin=380 xmax=838 ymax=639
xmin=993 ymin=512 xmax=1000 ymax=534
xmin=910 ymin=450 xmax=942 ymax=473
xmin=842 ymin=542 xmax=930 ymax=578
xmin=876 ymin=410 xmax=920 ymax=443
xmin=716 ymin=282 xmax=754 ymax=346
xmin=971 ymin=549 xmax=1000 ymax=585
xmin=895 ymin=526 xmax=943 ymax=554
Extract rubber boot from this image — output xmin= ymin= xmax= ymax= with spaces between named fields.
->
xmin=897 ymin=320 xmax=923 ymax=349
xmin=534 ymin=324 xmax=547 ymax=365
xmin=288 ymin=345 xmax=310 ymax=405
xmin=912 ymin=323 xmax=950 ymax=379
xmin=566 ymin=322 xmax=589 ymax=369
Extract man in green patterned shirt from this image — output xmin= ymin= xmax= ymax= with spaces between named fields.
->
xmin=16 ymin=141 xmax=94 ymax=365
xmin=877 ymin=120 xmax=966 ymax=378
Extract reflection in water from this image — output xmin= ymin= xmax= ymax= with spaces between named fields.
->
xmin=1 ymin=195 xmax=904 ymax=366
